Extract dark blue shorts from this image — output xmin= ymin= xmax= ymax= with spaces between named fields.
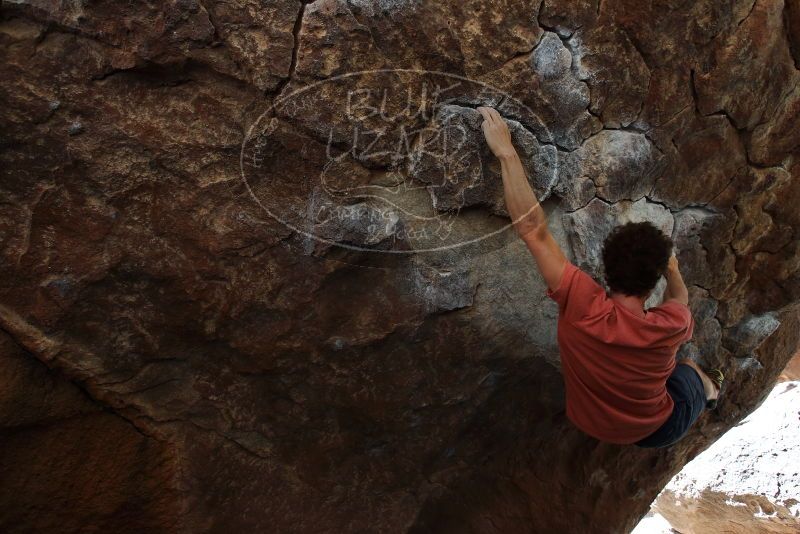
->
xmin=635 ymin=363 xmax=707 ymax=448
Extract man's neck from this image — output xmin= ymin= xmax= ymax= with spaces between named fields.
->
xmin=610 ymin=291 xmax=648 ymax=317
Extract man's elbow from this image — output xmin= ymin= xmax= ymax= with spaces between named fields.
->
xmin=518 ymin=222 xmax=549 ymax=243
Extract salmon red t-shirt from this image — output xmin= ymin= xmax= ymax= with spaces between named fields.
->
xmin=546 ymin=261 xmax=695 ymax=444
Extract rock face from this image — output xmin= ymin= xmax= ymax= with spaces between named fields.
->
xmin=0 ymin=1 xmax=799 ymax=532
xmin=0 ymin=331 xmax=181 ymax=531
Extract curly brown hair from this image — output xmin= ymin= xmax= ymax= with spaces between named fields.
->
xmin=601 ymin=221 xmax=673 ymax=297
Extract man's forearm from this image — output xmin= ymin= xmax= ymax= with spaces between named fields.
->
xmin=498 ymin=150 xmax=547 ymax=239
xmin=663 ymin=265 xmax=689 ymax=305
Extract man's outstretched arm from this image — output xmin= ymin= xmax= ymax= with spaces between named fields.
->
xmin=478 ymin=106 xmax=567 ymax=292
xmin=662 ymin=253 xmax=689 ymax=306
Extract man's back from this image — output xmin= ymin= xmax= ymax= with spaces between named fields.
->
xmin=547 ymin=261 xmax=695 ymax=444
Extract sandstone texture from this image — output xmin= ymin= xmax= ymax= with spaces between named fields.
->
xmin=1 ymin=0 xmax=799 ymax=532
xmin=780 ymin=350 xmax=800 ymax=380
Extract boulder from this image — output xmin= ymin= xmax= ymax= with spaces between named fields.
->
xmin=1 ymin=0 xmax=799 ymax=532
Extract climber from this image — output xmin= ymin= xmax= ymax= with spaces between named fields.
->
xmin=477 ymin=106 xmax=724 ymax=448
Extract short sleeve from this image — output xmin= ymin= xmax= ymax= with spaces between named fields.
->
xmin=546 ymin=261 xmax=608 ymax=323
xmin=658 ymin=300 xmax=695 ymax=342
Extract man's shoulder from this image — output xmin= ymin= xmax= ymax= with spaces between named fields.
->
xmin=570 ymin=263 xmax=609 ymax=296
xmin=653 ymin=299 xmax=691 ymax=315
xmin=548 ymin=261 xmax=611 ymax=321
xmin=647 ymin=299 xmax=694 ymax=331
xmin=548 ymin=262 xmax=607 ymax=299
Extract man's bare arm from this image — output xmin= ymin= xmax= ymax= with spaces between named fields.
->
xmin=478 ymin=106 xmax=566 ymax=292
xmin=662 ymin=254 xmax=689 ymax=306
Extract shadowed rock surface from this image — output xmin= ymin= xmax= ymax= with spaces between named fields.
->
xmin=1 ymin=0 xmax=799 ymax=532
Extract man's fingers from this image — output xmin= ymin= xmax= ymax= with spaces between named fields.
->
xmin=479 ymin=106 xmax=498 ymax=125
xmin=488 ymin=107 xmax=504 ymax=124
